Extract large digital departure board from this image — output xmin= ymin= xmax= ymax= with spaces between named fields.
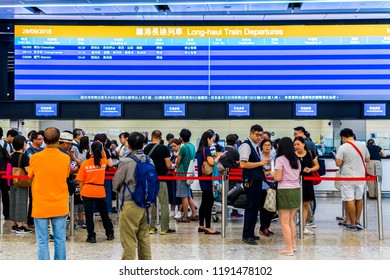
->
xmin=14 ymin=25 xmax=390 ymax=101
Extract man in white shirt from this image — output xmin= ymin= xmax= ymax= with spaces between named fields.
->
xmin=336 ymin=128 xmax=370 ymax=231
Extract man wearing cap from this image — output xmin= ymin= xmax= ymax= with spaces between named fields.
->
xmin=28 ymin=127 xmax=71 ymax=260
xmin=59 ymin=132 xmax=80 ymax=169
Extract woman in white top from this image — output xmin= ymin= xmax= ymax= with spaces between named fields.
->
xmin=272 ymin=137 xmax=301 ymax=256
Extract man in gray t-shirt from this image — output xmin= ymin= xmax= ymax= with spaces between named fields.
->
xmin=336 ymin=128 xmax=370 ymax=231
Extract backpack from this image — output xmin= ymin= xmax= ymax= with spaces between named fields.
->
xmin=121 ymin=154 xmax=159 ymax=223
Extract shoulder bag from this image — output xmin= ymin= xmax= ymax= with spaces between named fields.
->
xmin=185 ymin=145 xmax=196 ymax=185
xmin=307 ymin=150 xmax=321 ymax=185
xmin=12 ymin=154 xmax=32 ymax=188
xmin=202 ymin=148 xmax=214 ymax=175
xmin=263 ymin=188 xmax=277 ymax=212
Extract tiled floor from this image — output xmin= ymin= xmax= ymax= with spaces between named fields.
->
xmin=0 ymin=197 xmax=389 ymax=260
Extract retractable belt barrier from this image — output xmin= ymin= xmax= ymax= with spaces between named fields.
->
xmin=1 ymin=168 xmax=384 ymax=240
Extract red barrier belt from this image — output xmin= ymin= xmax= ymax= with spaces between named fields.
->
xmin=304 ymin=176 xmax=376 ymax=182
xmin=2 ymin=175 xmax=223 ymax=181
xmin=2 ymin=175 xmax=29 ymax=179
xmin=158 ymin=176 xmax=222 ymax=181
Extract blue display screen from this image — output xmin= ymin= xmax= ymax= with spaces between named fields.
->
xmin=35 ymin=103 xmax=58 ymax=117
xmin=228 ymin=103 xmax=250 ymax=116
xmin=295 ymin=103 xmax=317 ymax=116
xmin=15 ymin=25 xmax=390 ymax=102
xmin=364 ymin=103 xmax=386 ymax=116
xmin=100 ymin=104 xmax=122 ymax=117
xmin=164 ymin=104 xmax=186 ymax=116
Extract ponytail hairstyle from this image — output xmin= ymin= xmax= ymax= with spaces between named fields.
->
xmin=91 ymin=142 xmax=103 ymax=167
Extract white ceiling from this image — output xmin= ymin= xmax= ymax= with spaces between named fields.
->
xmin=0 ymin=0 xmax=390 ymax=20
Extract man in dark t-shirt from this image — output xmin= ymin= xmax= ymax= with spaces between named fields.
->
xmin=144 ymin=130 xmax=174 ymax=235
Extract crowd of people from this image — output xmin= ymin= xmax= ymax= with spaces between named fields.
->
xmin=0 ymin=124 xmax=372 ymax=259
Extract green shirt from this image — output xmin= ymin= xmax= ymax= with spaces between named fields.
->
xmin=177 ymin=143 xmax=196 ymax=176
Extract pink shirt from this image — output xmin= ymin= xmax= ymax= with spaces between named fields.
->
xmin=275 ymin=155 xmax=301 ymax=189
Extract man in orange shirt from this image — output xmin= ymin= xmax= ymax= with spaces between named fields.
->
xmin=28 ymin=127 xmax=70 ymax=260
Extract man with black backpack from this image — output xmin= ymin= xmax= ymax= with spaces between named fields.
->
xmin=112 ymin=132 xmax=158 ymax=260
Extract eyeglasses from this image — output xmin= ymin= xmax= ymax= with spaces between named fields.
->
xmin=252 ymin=132 xmax=263 ymax=137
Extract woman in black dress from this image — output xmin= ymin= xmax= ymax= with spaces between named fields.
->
xmin=293 ymin=136 xmax=319 ymax=235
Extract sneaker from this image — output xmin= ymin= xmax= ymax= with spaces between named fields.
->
xmin=355 ymin=223 xmax=364 ymax=230
xmin=174 ymin=213 xmax=181 ymax=219
xmin=306 ymin=221 xmax=316 ymax=228
xmin=344 ymin=225 xmax=358 ymax=231
xmin=78 ymin=221 xmax=87 ymax=229
xmin=11 ymin=225 xmax=18 ymax=233
xmin=231 ymin=212 xmax=243 ymax=218
xmin=112 ymin=207 xmax=118 ymax=213
xmin=149 ymin=227 xmax=158 ymax=234
xmin=259 ymin=228 xmax=271 ymax=237
xmin=303 ymin=228 xmax=315 ymax=235
xmin=16 ymin=226 xmax=32 ymax=234
xmin=160 ymin=229 xmax=176 ymax=235
xmin=106 ymin=233 xmax=114 ymax=240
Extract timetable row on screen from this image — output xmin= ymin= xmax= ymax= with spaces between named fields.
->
xmin=14 ymin=36 xmax=390 ymax=46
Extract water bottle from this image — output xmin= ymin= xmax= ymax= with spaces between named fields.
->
xmin=270 ymin=159 xmax=275 ymax=172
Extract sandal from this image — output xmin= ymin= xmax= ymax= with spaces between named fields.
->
xmin=205 ymin=230 xmax=221 ymax=235
xmin=198 ymin=227 xmax=207 ymax=232
xmin=190 ymin=215 xmax=199 ymax=221
xmin=338 ymin=220 xmax=348 ymax=226
xmin=176 ymin=217 xmax=190 ymax=223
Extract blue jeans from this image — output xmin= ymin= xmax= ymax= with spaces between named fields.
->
xmin=34 ymin=215 xmax=67 ymax=260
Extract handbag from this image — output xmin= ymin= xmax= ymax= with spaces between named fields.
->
xmin=311 ymin=170 xmax=321 ymax=185
xmin=263 ymin=188 xmax=277 ymax=212
xmin=202 ymin=148 xmax=225 ymax=176
xmin=308 ymin=150 xmax=321 ymax=185
xmin=202 ymin=148 xmax=214 ymax=175
xmin=186 ymin=159 xmax=196 ymax=185
xmin=12 ymin=153 xmax=32 ymax=188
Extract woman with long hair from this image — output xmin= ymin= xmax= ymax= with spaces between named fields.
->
xmin=196 ymin=131 xmax=221 ymax=234
xmin=294 ymin=136 xmax=319 ymax=235
xmin=272 ymin=137 xmax=301 ymax=256
xmin=75 ymin=136 xmax=90 ymax=164
xmin=76 ymin=142 xmax=114 ymax=243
